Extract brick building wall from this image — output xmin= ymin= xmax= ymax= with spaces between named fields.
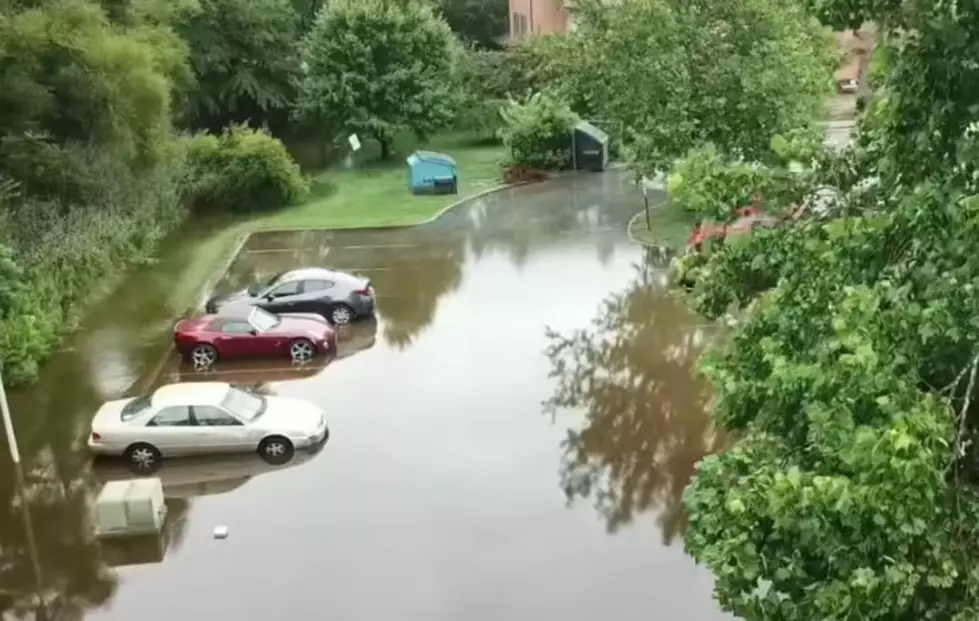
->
xmin=509 ymin=0 xmax=572 ymax=39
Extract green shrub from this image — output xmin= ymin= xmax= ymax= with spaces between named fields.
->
xmin=667 ymin=143 xmax=809 ymax=221
xmin=185 ymin=124 xmax=309 ymax=213
xmin=498 ymin=92 xmax=578 ymax=170
xmin=0 ymin=144 xmax=187 ymax=385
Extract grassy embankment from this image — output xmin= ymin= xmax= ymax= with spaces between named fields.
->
xmin=628 ymin=199 xmax=696 ymax=250
xmin=171 ymin=132 xmax=507 ymax=309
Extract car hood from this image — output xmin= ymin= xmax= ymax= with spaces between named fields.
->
xmin=256 ymin=397 xmax=325 ymax=433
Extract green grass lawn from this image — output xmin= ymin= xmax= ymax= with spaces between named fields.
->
xmin=628 ymin=199 xmax=697 ymax=250
xmin=221 ymin=132 xmax=506 ymax=235
xmin=257 ymin=132 xmax=506 ymax=231
xmin=176 ymin=132 xmax=508 ymax=305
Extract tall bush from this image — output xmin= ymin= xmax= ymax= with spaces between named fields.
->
xmin=0 ymin=0 xmax=190 ymax=385
xmin=185 ymin=124 xmax=308 ymax=213
xmin=454 ymin=48 xmax=509 ymax=140
xmin=498 ymin=92 xmax=579 ymax=170
xmin=0 ymin=144 xmax=188 ymax=384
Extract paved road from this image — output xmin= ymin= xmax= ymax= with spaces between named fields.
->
xmin=823 ymin=120 xmax=856 ymax=151
xmin=1 ymin=171 xmax=732 ymax=621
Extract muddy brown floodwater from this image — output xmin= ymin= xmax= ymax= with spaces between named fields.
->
xmin=0 ymin=171 xmax=733 ymax=621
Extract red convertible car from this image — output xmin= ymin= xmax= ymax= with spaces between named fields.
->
xmin=173 ymin=306 xmax=337 ymax=368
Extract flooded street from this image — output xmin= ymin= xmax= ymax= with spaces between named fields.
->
xmin=0 ymin=171 xmax=732 ymax=621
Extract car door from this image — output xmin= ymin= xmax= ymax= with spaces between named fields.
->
xmin=190 ymin=405 xmax=253 ymax=452
xmin=219 ymin=321 xmax=259 ymax=357
xmin=144 ymin=406 xmax=196 ymax=456
xmin=293 ymin=279 xmax=335 ymax=314
xmin=261 ymin=280 xmax=303 ymax=313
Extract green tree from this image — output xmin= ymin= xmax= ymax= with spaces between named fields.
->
xmin=558 ymin=0 xmax=836 ymax=176
xmin=437 ymin=0 xmax=506 ymax=50
xmin=678 ymin=2 xmax=979 ymax=619
xmin=175 ymin=0 xmax=301 ymax=133
xmin=0 ymin=0 xmax=189 ymax=383
xmin=294 ymin=0 xmax=460 ymax=159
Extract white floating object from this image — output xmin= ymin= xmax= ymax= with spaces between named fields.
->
xmin=348 ymin=133 xmax=361 ymax=152
xmin=95 ymin=478 xmax=167 ymax=537
xmin=213 ymin=525 xmax=229 ymax=539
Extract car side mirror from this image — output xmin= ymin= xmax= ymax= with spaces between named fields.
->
xmin=264 ymin=295 xmax=274 ymax=302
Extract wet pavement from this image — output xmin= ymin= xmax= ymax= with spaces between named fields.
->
xmin=0 ymin=171 xmax=732 ymax=621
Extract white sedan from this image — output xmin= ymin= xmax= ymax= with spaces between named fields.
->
xmin=88 ymin=382 xmax=328 ymax=470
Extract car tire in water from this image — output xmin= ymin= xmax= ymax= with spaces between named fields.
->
xmin=258 ymin=436 xmax=294 ymax=465
xmin=189 ymin=343 xmax=218 ymax=368
xmin=125 ymin=442 xmax=162 ymax=472
xmin=328 ymin=304 xmax=354 ymax=326
xmin=288 ymin=338 xmax=316 ymax=362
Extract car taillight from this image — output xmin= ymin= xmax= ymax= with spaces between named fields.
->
xmin=90 ymin=431 xmax=101 ymax=442
xmin=354 ymin=288 xmax=371 ymax=296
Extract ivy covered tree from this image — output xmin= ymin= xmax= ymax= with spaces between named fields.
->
xmin=294 ymin=0 xmax=460 ymax=159
xmin=176 ymin=0 xmax=302 ymax=132
xmin=437 ymin=0 xmax=507 ymax=50
xmin=557 ymin=0 xmax=836 ymax=176
xmin=678 ymin=1 xmax=979 ymax=619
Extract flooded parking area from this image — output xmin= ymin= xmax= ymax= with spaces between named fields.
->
xmin=0 ymin=172 xmax=732 ymax=621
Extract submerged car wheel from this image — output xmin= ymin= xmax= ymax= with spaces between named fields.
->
xmin=258 ymin=436 xmax=294 ymax=465
xmin=289 ymin=338 xmax=316 ymax=362
xmin=329 ymin=304 xmax=354 ymax=326
xmin=125 ymin=443 xmax=162 ymax=472
xmin=190 ymin=344 xmax=218 ymax=368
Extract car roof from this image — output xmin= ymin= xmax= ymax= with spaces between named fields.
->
xmin=152 ymin=382 xmax=230 ymax=408
xmin=279 ymin=267 xmax=358 ymax=282
xmin=212 ymin=306 xmax=274 ymax=323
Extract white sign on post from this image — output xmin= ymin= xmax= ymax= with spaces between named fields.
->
xmin=348 ymin=134 xmax=361 ymax=152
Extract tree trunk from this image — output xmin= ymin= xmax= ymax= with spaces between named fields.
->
xmin=379 ymin=138 xmax=392 ymax=160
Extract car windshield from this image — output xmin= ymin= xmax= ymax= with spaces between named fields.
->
xmin=120 ymin=395 xmax=152 ymax=421
xmin=248 ymin=307 xmax=280 ymax=332
xmin=220 ymin=386 xmax=266 ymax=422
xmin=247 ymin=271 xmax=285 ymax=296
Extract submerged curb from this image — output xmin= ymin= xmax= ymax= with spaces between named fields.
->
xmin=626 ymin=210 xmax=649 ymax=247
xmin=196 ymin=234 xmax=250 ymax=310
xmin=202 ymin=162 xmax=634 ymax=302
xmin=253 ymin=162 xmax=632 ymax=235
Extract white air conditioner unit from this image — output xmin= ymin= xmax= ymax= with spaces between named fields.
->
xmin=95 ymin=478 xmax=167 ymax=537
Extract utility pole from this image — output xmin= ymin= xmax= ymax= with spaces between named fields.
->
xmin=642 ymin=179 xmax=652 ymax=230
xmin=0 ymin=368 xmax=21 ymax=464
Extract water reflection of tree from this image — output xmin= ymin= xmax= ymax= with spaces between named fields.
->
xmin=1 ymin=342 xmax=190 ymax=620
xmin=356 ymin=232 xmax=464 ymax=350
xmin=543 ymin=247 xmax=727 ymax=543
xmin=0 ymin=451 xmax=116 ymax=620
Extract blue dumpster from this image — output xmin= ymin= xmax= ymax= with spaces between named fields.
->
xmin=406 ymin=150 xmax=458 ymax=195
